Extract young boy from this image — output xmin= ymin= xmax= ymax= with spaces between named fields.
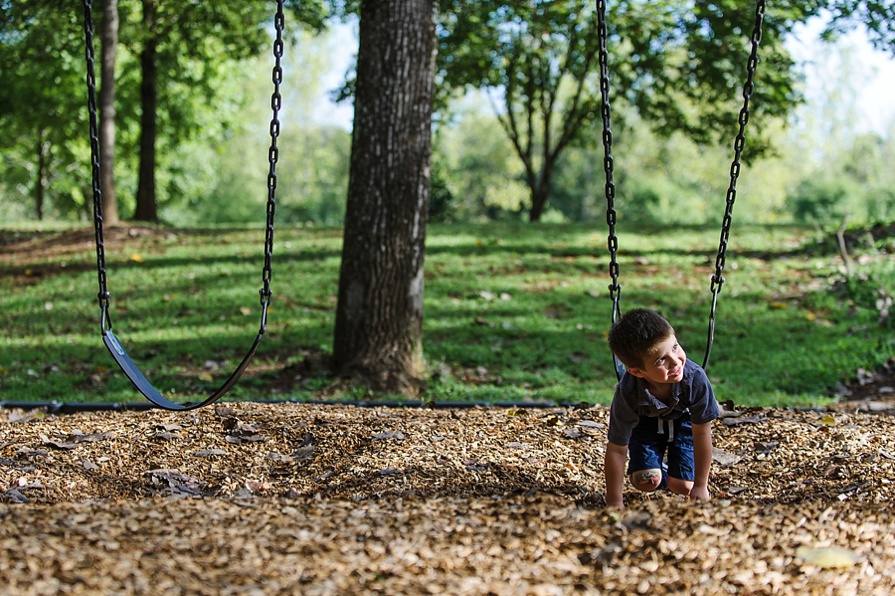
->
xmin=604 ymin=308 xmax=720 ymax=508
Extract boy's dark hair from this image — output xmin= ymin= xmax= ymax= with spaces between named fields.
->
xmin=607 ymin=308 xmax=675 ymax=369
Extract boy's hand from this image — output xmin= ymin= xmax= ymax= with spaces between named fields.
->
xmin=689 ymin=485 xmax=711 ymax=502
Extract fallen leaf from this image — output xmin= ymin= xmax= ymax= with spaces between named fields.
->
xmin=7 ymin=410 xmax=45 ymax=423
xmin=193 ymin=449 xmax=228 ymax=457
xmin=39 ymin=434 xmax=79 ymax=450
xmin=712 ymin=447 xmax=742 ymax=467
xmin=4 ymin=489 xmax=29 ymax=504
xmin=796 ymin=546 xmax=861 ymax=568
xmin=722 ymin=416 xmax=767 ymax=427
xmin=292 ymin=445 xmax=315 ymax=461
xmin=563 ymin=427 xmax=582 ymax=439
xmin=372 ymin=431 xmax=405 ymax=441
xmin=754 ymin=441 xmax=778 ymax=454
xmin=818 ymin=414 xmax=837 ymax=426
xmin=74 ymin=432 xmax=114 ymax=442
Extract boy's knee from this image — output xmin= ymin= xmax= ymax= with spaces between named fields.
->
xmin=667 ymin=477 xmax=693 ymax=496
xmin=630 ymin=469 xmax=663 ymax=492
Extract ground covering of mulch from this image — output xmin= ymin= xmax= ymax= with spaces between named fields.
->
xmin=2 ymin=394 xmax=895 ymax=595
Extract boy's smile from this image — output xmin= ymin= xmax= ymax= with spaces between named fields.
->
xmin=627 ymin=335 xmax=686 ymax=387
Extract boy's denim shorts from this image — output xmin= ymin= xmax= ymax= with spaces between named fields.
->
xmin=626 ymin=412 xmax=695 ymax=482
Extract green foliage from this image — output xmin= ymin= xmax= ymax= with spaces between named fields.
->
xmin=0 ymin=1 xmax=92 ymax=219
xmin=276 ymin=127 xmax=351 ymax=225
xmin=434 ymin=99 xmax=530 ymax=221
xmin=820 ymin=0 xmax=895 ymax=52
xmin=0 ymin=0 xmax=331 ymax=223
xmin=827 ymin=252 xmax=895 ymax=329
xmin=428 ymin=164 xmax=456 ymax=223
xmin=786 ymin=177 xmax=850 ymax=227
xmin=435 ymin=0 xmax=804 ymax=221
xmin=782 ymin=130 xmax=895 ymax=230
xmin=1 ymin=1 xmax=894 ymax=229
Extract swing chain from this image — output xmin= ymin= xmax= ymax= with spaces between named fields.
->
xmin=596 ymin=0 xmax=621 ymax=325
xmin=703 ymin=0 xmax=765 ymax=370
xmin=260 ymin=0 xmax=285 ymax=331
xmin=83 ymin=0 xmax=283 ymax=335
xmin=82 ymin=0 xmax=112 ymax=332
xmin=710 ymin=0 xmax=764 ymax=294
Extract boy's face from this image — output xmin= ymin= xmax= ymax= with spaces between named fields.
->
xmin=627 ymin=334 xmax=686 ymax=385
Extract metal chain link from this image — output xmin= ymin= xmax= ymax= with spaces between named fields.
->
xmin=82 ymin=0 xmax=283 ymax=335
xmin=82 ymin=0 xmax=112 ymax=332
xmin=703 ymin=0 xmax=765 ymax=370
xmin=596 ymin=0 xmax=621 ymax=326
xmin=596 ymin=0 xmax=627 ymax=380
xmin=260 ymin=0 xmax=285 ymax=332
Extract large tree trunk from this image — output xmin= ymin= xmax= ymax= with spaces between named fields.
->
xmin=332 ymin=0 xmax=436 ymax=393
xmin=99 ymin=0 xmax=119 ymax=225
xmin=134 ymin=0 xmax=158 ymax=222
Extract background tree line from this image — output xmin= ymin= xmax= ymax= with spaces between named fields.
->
xmin=2 ymin=1 xmax=893 ymax=229
xmin=1 ymin=0 xmax=893 ymax=392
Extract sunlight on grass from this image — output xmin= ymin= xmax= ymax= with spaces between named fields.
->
xmin=2 ymin=222 xmax=893 ymax=407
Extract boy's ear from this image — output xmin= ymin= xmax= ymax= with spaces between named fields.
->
xmin=626 ymin=367 xmax=646 ymax=378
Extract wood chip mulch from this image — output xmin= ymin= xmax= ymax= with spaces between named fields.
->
xmin=2 ymin=400 xmax=895 ymax=595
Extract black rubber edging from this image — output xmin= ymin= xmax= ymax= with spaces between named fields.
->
xmin=0 ymin=399 xmax=585 ymax=415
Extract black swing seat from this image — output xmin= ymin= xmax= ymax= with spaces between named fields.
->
xmin=102 ymin=328 xmax=263 ymax=411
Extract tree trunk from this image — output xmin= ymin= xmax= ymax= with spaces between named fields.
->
xmin=528 ymin=164 xmax=554 ymax=222
xmin=332 ymin=0 xmax=436 ymax=393
xmin=99 ymin=0 xmax=119 ymax=225
xmin=35 ymin=131 xmax=47 ymax=221
xmin=135 ymin=0 xmax=158 ymax=222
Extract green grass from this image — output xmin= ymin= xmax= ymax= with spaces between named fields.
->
xmin=2 ymin=222 xmax=893 ymax=408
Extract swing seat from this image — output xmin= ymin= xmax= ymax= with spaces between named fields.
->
xmin=82 ymin=0 xmax=286 ymax=410
xmin=102 ymin=329 xmax=263 ymax=411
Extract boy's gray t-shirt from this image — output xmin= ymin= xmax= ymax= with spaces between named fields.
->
xmin=607 ymin=358 xmax=720 ymax=446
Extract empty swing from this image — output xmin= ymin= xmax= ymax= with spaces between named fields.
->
xmin=81 ymin=0 xmax=286 ymax=411
xmin=595 ymin=0 xmax=766 ymax=378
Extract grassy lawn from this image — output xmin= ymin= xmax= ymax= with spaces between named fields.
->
xmin=1 ymin=222 xmax=893 ymax=408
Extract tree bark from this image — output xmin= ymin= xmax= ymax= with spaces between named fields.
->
xmin=528 ymin=165 xmax=554 ymax=223
xmin=332 ymin=0 xmax=436 ymax=393
xmin=35 ymin=131 xmax=47 ymax=221
xmin=99 ymin=0 xmax=119 ymax=225
xmin=135 ymin=0 xmax=158 ymax=222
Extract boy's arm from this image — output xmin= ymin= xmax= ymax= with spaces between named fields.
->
xmin=604 ymin=441 xmax=628 ymax=508
xmin=690 ymin=421 xmax=713 ymax=501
